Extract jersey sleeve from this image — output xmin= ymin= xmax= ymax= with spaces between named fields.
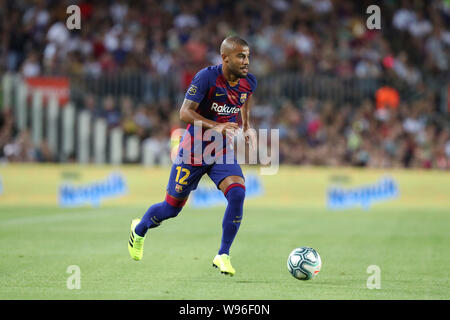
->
xmin=247 ymin=73 xmax=257 ymax=95
xmin=185 ymin=68 xmax=212 ymax=103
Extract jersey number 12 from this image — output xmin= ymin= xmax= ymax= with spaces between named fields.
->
xmin=175 ymin=166 xmax=190 ymax=185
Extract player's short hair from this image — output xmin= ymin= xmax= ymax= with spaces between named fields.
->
xmin=220 ymin=36 xmax=249 ymax=54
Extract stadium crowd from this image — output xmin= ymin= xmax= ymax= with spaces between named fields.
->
xmin=1 ymin=0 xmax=449 ymax=80
xmin=2 ymin=91 xmax=449 ymax=169
xmin=0 ymin=0 xmax=449 ymax=168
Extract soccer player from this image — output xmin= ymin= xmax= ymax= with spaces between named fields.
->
xmin=128 ymin=36 xmax=257 ymax=276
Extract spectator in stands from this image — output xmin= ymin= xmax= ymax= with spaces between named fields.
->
xmin=101 ymin=95 xmax=121 ymax=129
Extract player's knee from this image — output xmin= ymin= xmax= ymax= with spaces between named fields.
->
xmin=163 ymin=193 xmax=187 ymax=218
xmin=162 ymin=201 xmax=183 ymax=218
xmin=224 ymin=184 xmax=246 ymax=204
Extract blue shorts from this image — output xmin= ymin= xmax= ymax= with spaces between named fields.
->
xmin=166 ymin=159 xmax=244 ymax=199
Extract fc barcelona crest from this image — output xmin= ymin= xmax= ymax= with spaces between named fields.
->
xmin=175 ymin=184 xmax=183 ymax=193
xmin=240 ymin=93 xmax=247 ymax=104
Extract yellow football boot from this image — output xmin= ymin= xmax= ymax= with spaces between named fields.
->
xmin=128 ymin=219 xmax=145 ymax=261
xmin=212 ymin=254 xmax=236 ymax=276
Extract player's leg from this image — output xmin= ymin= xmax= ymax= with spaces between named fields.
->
xmin=217 ymin=175 xmax=246 ymax=256
xmin=128 ymin=163 xmax=204 ymax=261
xmin=129 ymin=197 xmax=188 ymax=261
xmin=133 ymin=193 xmax=187 ymax=236
xmin=208 ymin=162 xmax=246 ymax=275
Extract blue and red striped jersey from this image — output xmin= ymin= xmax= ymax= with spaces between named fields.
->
xmin=178 ymin=64 xmax=257 ymax=165
xmin=184 ymin=64 xmax=257 ymax=123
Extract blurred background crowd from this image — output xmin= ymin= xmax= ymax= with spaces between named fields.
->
xmin=0 ymin=0 xmax=449 ymax=168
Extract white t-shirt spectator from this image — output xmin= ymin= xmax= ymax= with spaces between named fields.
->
xmin=47 ymin=22 xmax=69 ymax=46
xmin=408 ymin=18 xmax=433 ymax=38
xmin=104 ymin=25 xmax=122 ymax=52
xmin=312 ymin=0 xmax=333 ymax=14
xmin=110 ymin=1 xmax=128 ymax=24
xmin=271 ymin=0 xmax=290 ymax=12
xmin=403 ymin=117 xmax=424 ymax=134
xmin=174 ymin=13 xmax=199 ymax=29
xmin=150 ymin=48 xmax=173 ymax=74
xmin=393 ymin=8 xmax=416 ymax=31
xmin=425 ymin=37 xmax=447 ymax=70
xmin=23 ymin=7 xmax=50 ymax=27
xmin=22 ymin=58 xmax=41 ymax=77
xmin=294 ymin=32 xmax=314 ymax=55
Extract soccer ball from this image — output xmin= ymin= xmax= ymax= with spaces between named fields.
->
xmin=287 ymin=247 xmax=322 ymax=280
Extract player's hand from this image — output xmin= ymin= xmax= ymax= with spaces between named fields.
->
xmin=244 ymin=127 xmax=257 ymax=151
xmin=212 ymin=122 xmax=239 ymax=140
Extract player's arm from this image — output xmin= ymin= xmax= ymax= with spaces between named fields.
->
xmin=240 ymin=96 xmax=257 ymax=149
xmin=180 ymin=98 xmax=239 ymax=136
xmin=240 ymin=95 xmax=252 ymax=132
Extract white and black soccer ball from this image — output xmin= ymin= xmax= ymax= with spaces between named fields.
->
xmin=287 ymin=247 xmax=322 ymax=280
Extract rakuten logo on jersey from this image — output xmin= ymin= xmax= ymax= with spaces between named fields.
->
xmin=211 ymin=102 xmax=240 ymax=115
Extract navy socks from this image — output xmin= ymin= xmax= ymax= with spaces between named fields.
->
xmin=134 ymin=194 xmax=185 ymax=237
xmin=218 ymin=184 xmax=246 ymax=255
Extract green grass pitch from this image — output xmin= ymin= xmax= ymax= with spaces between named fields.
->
xmin=0 ymin=165 xmax=449 ymax=299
